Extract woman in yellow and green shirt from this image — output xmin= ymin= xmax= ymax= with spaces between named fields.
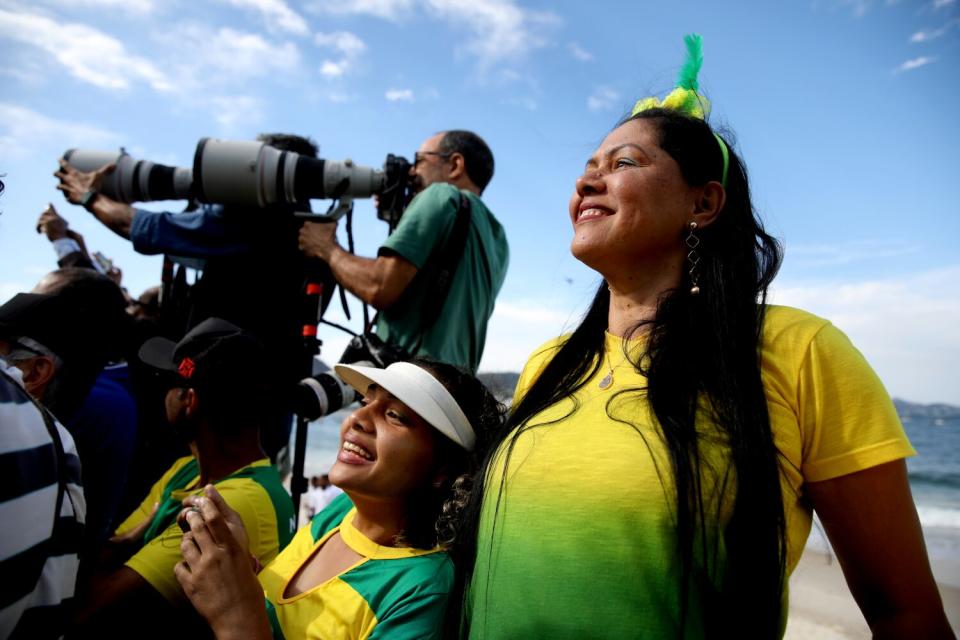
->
xmin=458 ymin=40 xmax=952 ymax=639
xmin=175 ymin=358 xmax=502 ymax=639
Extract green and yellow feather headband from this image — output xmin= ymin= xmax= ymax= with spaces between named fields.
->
xmin=631 ymin=34 xmax=729 ymax=188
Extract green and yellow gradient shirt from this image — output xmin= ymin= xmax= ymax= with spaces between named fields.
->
xmin=468 ymin=306 xmax=915 ymax=638
xmin=259 ymin=494 xmax=452 ymax=639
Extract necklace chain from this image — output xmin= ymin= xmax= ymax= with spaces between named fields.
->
xmin=598 ymin=348 xmax=632 ymax=389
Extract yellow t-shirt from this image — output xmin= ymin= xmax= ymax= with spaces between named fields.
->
xmin=258 ymin=494 xmax=452 ymax=639
xmin=468 ymin=305 xmax=916 ymax=638
xmin=116 ymin=456 xmax=295 ymax=603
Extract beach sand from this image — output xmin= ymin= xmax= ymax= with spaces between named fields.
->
xmin=785 ymin=548 xmax=960 ymax=638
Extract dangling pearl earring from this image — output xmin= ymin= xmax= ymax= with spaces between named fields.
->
xmin=685 ymin=221 xmax=701 ymax=295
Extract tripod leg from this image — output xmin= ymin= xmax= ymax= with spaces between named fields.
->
xmin=291 ymin=415 xmax=309 ymax=519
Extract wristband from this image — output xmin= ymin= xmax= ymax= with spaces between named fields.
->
xmin=80 ymin=190 xmax=99 ymax=212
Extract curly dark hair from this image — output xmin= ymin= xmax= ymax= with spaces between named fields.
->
xmin=394 ymin=357 xmax=505 ymax=551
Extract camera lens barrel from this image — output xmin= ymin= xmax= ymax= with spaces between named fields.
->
xmin=65 ymin=139 xmax=392 ymax=209
xmin=294 ymin=372 xmax=358 ymax=421
xmin=194 ymin=138 xmax=386 ymax=208
xmin=136 ymin=161 xmax=193 ymax=202
xmin=63 ymin=148 xmax=193 ymax=203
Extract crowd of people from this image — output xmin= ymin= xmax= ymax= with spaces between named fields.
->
xmin=1 ymin=35 xmax=954 ymax=640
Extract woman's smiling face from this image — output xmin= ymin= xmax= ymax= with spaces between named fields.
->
xmin=329 ymin=382 xmax=439 ymax=501
xmin=569 ymin=118 xmax=698 ymax=279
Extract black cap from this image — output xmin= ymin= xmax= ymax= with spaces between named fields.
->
xmin=0 ymin=292 xmax=123 ymax=365
xmin=138 ymin=317 xmax=265 ymax=386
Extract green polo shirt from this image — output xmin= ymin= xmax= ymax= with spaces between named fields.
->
xmin=376 ymin=183 xmax=508 ymax=372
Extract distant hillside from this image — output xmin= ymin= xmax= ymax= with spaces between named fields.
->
xmin=478 ymin=376 xmax=958 ymax=419
xmin=477 ymin=372 xmax=520 ymax=403
xmin=893 ymin=399 xmax=960 ymax=419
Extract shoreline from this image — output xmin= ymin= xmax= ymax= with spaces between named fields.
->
xmin=785 ymin=547 xmax=959 ymax=638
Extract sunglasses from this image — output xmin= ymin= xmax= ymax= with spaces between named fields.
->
xmin=413 ymin=151 xmax=454 ymax=166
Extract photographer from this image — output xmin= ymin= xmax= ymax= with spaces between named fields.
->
xmin=298 ymin=130 xmax=509 ymax=373
xmin=56 ymin=133 xmax=318 ymax=461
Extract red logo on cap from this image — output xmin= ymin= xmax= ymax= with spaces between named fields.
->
xmin=178 ymin=357 xmax=196 ymax=379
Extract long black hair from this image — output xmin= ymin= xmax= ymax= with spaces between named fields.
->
xmin=451 ymin=108 xmax=786 ymax=636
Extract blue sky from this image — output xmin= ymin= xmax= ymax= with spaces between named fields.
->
xmin=1 ymin=0 xmax=958 ymax=403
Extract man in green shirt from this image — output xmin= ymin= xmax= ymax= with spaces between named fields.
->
xmin=298 ymin=130 xmax=509 ymax=372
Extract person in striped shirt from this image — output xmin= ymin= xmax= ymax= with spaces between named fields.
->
xmin=0 ymin=361 xmax=85 ymax=638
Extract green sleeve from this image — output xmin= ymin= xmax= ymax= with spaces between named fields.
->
xmin=367 ymin=591 xmax=448 ymax=639
xmin=265 ymin=598 xmax=286 ymax=640
xmin=379 ymin=183 xmax=459 ymax=269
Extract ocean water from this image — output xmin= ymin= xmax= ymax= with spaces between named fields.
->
xmin=901 ymin=416 xmax=960 ymax=564
xmin=295 ymin=412 xmax=960 ymax=572
xmin=296 ymin=408 xmax=354 ymax=479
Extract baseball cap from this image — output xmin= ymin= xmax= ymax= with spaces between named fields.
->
xmin=138 ymin=317 xmax=265 ymax=385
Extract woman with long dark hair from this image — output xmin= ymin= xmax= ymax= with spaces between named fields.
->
xmin=174 ymin=358 xmax=503 ymax=639
xmin=456 ymin=37 xmax=951 ymax=638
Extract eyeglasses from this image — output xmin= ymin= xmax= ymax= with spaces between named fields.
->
xmin=2 ymin=338 xmax=54 ymax=364
xmin=413 ymin=151 xmax=454 ymax=166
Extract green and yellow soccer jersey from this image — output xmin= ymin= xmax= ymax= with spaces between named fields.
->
xmin=258 ymin=494 xmax=453 ymax=639
xmin=116 ymin=456 xmax=295 ymax=603
xmin=468 ymin=305 xmax=915 ymax=638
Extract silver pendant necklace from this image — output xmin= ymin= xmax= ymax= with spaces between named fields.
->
xmin=598 ymin=370 xmax=614 ymax=390
xmin=598 ymin=350 xmax=629 ymax=389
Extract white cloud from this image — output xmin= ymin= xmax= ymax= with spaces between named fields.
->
xmin=208 ymin=95 xmax=263 ymax=129
xmin=829 ymin=0 xmax=874 ymax=16
xmin=307 ymin=0 xmax=557 ymax=68
xmin=504 ymin=96 xmax=537 ymax=111
xmin=165 ymin=24 xmax=301 ymax=83
xmin=910 ymin=28 xmax=939 ymax=41
xmin=305 ymin=0 xmax=414 ymax=20
xmin=770 ymin=266 xmax=960 ymax=404
xmin=910 ymin=18 xmax=959 ymax=41
xmin=320 ymin=60 xmax=348 ymax=78
xmin=479 ymin=298 xmax=583 ymax=372
xmin=422 ymin=0 xmax=559 ymax=67
xmin=893 ymin=55 xmax=937 ymax=73
xmin=482 ymin=266 xmax=960 ymax=403
xmin=494 ymin=300 xmax=572 ymax=326
xmin=315 ymin=31 xmax=367 ymax=56
xmin=933 ymin=0 xmax=955 ymax=9
xmin=0 ymin=103 xmax=119 ymax=159
xmin=315 ymin=31 xmax=367 ymax=78
xmin=569 ymin=42 xmax=593 ymax=61
xmin=587 ymin=86 xmax=620 ymax=112
xmin=385 ymin=88 xmax=414 ymax=102
xmin=325 ymin=91 xmax=357 ymax=103
xmin=219 ymin=0 xmax=309 ymax=35
xmin=787 ymin=239 xmax=919 ymax=267
xmin=0 ymin=8 xmax=172 ymax=91
xmin=42 ymin=0 xmax=156 ymax=13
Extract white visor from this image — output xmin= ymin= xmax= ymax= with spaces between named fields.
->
xmin=334 ymin=361 xmax=476 ymax=451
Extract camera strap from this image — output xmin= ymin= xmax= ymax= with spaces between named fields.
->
xmin=405 ymin=191 xmax=471 ymax=354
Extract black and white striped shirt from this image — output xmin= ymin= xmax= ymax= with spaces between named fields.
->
xmin=0 ymin=369 xmax=85 ymax=639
